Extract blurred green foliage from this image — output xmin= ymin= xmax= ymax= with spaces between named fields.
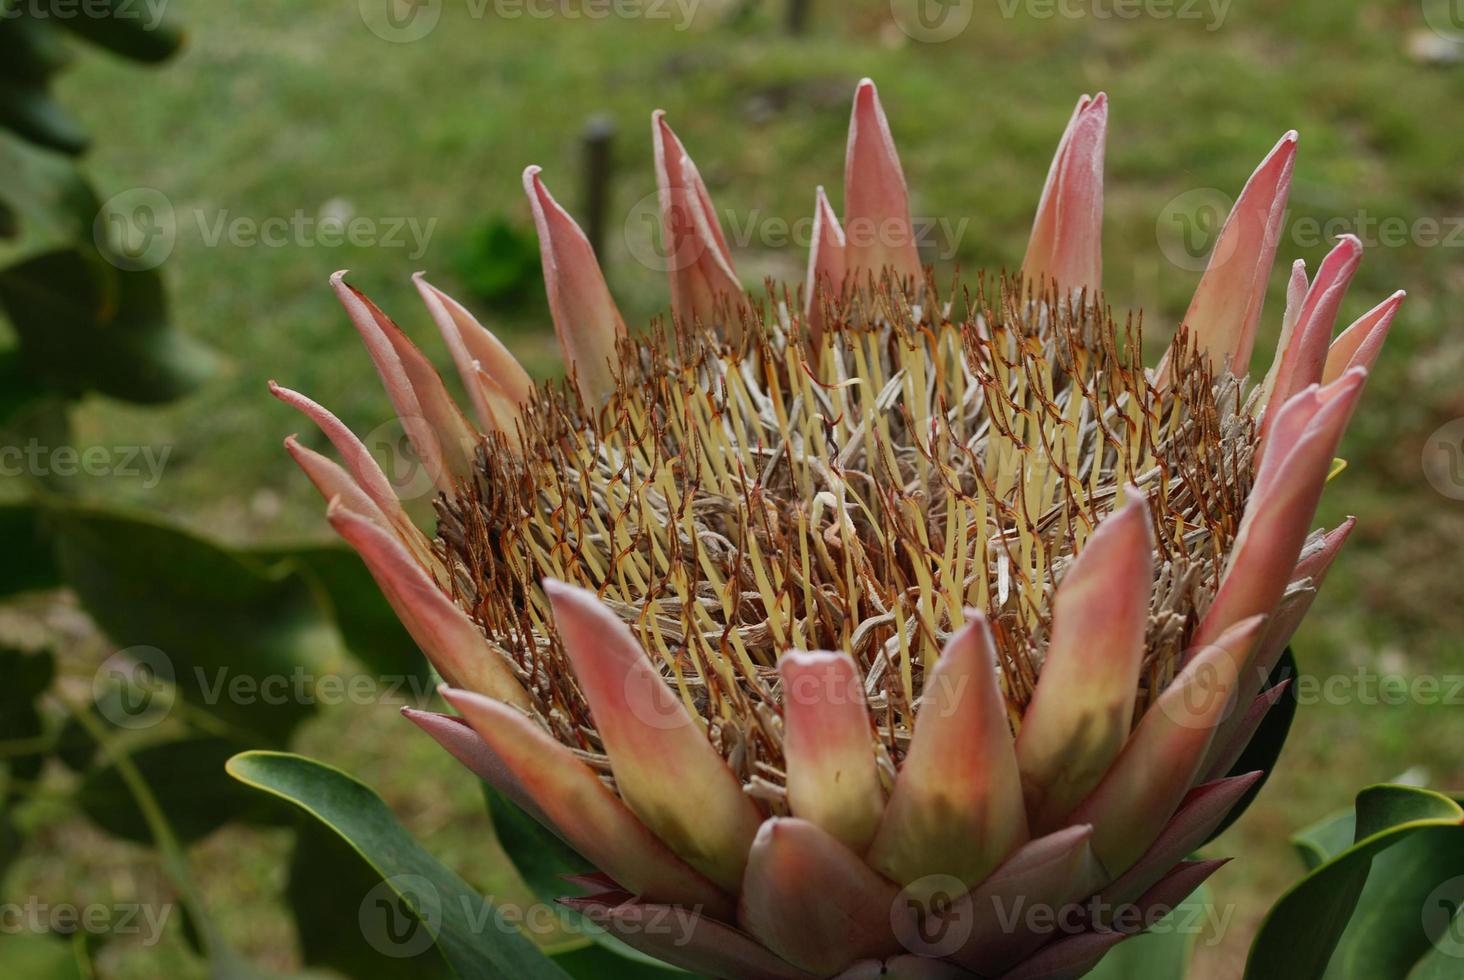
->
xmin=3 ymin=0 xmax=1463 ymax=977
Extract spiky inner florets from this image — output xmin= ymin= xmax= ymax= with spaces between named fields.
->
xmin=434 ymin=278 xmax=1256 ymax=798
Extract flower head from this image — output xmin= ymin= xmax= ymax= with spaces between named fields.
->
xmin=273 ymin=79 xmax=1401 ymax=978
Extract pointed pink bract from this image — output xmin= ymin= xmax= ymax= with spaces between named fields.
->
xmin=1176 ymin=132 xmax=1297 ymax=378
xmin=653 ymin=111 xmax=744 ymax=335
xmin=843 ymin=79 xmax=921 ymax=284
xmin=544 ymin=579 xmax=762 ymax=891
xmin=1022 ymin=93 xmax=1107 ymax=298
xmin=868 ymin=614 xmax=1029 ymax=895
xmin=523 ymin=166 xmax=626 ymax=407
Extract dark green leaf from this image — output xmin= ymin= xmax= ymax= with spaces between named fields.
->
xmin=0 ymin=133 xmax=101 ymax=266
xmin=227 ymin=751 xmax=574 ymax=980
xmin=48 ymin=503 xmax=343 ymax=741
xmin=552 ymin=945 xmax=692 ymax=978
xmin=1206 ymin=648 xmax=1299 ymax=844
xmin=0 ymin=504 xmax=59 ymax=596
xmin=288 ymin=817 xmax=453 ymax=979
xmin=78 ymin=736 xmax=286 ymax=843
xmin=1085 ymin=883 xmax=1212 ymax=980
xmin=453 ymin=217 xmax=541 ymax=306
xmin=0 ymin=647 xmax=55 ymax=793
xmin=1408 ymin=943 xmax=1464 ymax=979
xmin=0 ymin=934 xmax=84 ymax=979
xmin=1288 ymin=790 xmax=1464 ymax=978
xmin=482 ymin=784 xmax=592 ymax=903
xmin=51 ymin=0 xmax=184 ymax=63
xmin=250 ymin=544 xmax=430 ymax=686
xmin=0 ymin=13 xmax=74 ymax=83
xmin=1318 ymin=825 xmax=1464 ymax=978
xmin=482 ymin=785 xmax=683 ymax=970
xmin=1245 ymin=785 xmax=1464 ymax=979
xmin=0 ymin=249 xmax=216 ymax=404
xmin=0 ymin=80 xmax=88 ymax=155
xmin=0 ymin=811 xmax=22 ymax=884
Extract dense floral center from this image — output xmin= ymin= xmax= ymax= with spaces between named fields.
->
xmin=433 ymin=279 xmax=1257 ymax=798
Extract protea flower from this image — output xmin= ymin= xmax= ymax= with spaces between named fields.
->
xmin=271 ymin=80 xmax=1402 ymax=978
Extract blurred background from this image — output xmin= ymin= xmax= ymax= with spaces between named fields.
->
xmin=2 ymin=0 xmax=1462 ymax=977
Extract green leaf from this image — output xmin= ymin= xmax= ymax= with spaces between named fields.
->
xmin=453 ymin=217 xmax=541 ymax=306
xmin=482 ymin=784 xmax=593 ymax=905
xmin=0 ymin=647 xmax=55 ymax=796
xmin=1207 ymin=648 xmax=1299 ymax=844
xmin=0 ymin=503 xmax=60 ymax=596
xmin=0 ymin=14 xmax=74 ymax=83
xmin=1245 ymin=785 xmax=1464 ymax=979
xmin=0 ymin=79 xmax=88 ymax=155
xmin=1086 ymin=883 xmax=1213 ymax=980
xmin=288 ymin=817 xmax=453 ymax=979
xmin=77 ymin=736 xmax=286 ymax=843
xmin=482 ymin=784 xmax=689 ymax=972
xmin=227 ymin=751 xmax=574 ymax=980
xmin=1319 ymin=826 xmax=1464 ymax=978
xmin=0 ymin=132 xmax=97 ymax=267
xmin=0 ymin=934 xmax=85 ymax=980
xmin=52 ymin=0 xmax=185 ymax=63
xmin=0 ymin=249 xmax=217 ymax=404
xmin=48 ymin=503 xmax=343 ymax=741
xmin=552 ymin=945 xmax=693 ymax=978
xmin=1293 ymin=807 xmax=1358 ymax=873
xmin=0 ymin=811 xmax=21 ymax=885
xmin=1408 ymin=943 xmax=1464 ymax=979
xmin=249 ymin=544 xmax=429 ymax=686
xmin=1286 ymin=789 xmax=1464 ymax=979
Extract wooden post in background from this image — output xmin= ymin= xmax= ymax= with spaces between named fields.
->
xmin=581 ymin=114 xmax=616 ymax=263
xmin=786 ymin=0 xmax=811 ymax=35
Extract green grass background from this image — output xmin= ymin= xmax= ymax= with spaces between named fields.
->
xmin=10 ymin=0 xmax=1464 ymax=976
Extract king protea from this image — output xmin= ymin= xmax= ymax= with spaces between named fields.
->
xmin=271 ymin=79 xmax=1402 ymax=978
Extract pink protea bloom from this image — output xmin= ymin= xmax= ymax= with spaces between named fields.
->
xmin=272 ymin=79 xmax=1402 ymax=978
